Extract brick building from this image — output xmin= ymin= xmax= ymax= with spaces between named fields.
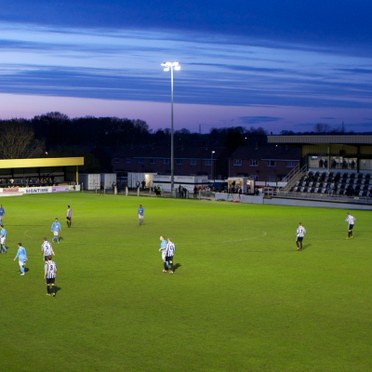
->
xmin=228 ymin=144 xmax=300 ymax=182
xmin=112 ymin=145 xmax=225 ymax=179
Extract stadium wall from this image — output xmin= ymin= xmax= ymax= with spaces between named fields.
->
xmin=214 ymin=192 xmax=372 ymax=210
xmin=0 ymin=184 xmax=81 ymax=197
xmin=263 ymin=197 xmax=372 ymax=210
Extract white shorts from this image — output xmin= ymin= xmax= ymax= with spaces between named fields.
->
xmin=0 ymin=237 xmax=5 ymax=244
xmin=53 ymin=231 xmax=59 ymax=237
xmin=161 ymin=251 xmax=166 ymax=262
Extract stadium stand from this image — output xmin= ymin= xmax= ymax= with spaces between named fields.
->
xmin=290 ymin=170 xmax=372 ymax=197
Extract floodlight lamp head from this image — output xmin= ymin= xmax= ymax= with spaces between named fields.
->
xmin=161 ymin=61 xmax=181 ymax=71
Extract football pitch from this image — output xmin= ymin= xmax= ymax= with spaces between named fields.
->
xmin=1 ymin=192 xmax=371 ymax=371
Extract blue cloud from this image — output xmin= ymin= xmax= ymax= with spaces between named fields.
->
xmin=2 ymin=1 xmax=372 ymax=51
xmin=1 ymin=33 xmax=372 ymax=112
xmin=239 ymin=116 xmax=282 ymax=125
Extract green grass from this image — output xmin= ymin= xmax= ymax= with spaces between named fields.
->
xmin=1 ymin=193 xmax=371 ymax=371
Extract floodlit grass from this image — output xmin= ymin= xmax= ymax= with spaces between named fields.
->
xmin=1 ymin=192 xmax=371 ymax=371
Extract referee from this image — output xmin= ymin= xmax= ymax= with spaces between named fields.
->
xmin=44 ymin=256 xmax=58 ymax=297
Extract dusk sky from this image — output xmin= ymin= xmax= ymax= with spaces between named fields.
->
xmin=1 ymin=1 xmax=372 ymax=133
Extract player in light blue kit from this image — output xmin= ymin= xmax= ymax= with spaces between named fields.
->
xmin=0 ymin=224 xmax=7 ymax=253
xmin=138 ymin=204 xmax=144 ymax=225
xmin=51 ymin=218 xmax=62 ymax=243
xmin=14 ymin=243 xmax=28 ymax=276
xmin=0 ymin=204 xmax=5 ymax=225
xmin=159 ymin=235 xmax=168 ymax=272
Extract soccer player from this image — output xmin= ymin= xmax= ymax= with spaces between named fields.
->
xmin=296 ymin=222 xmax=306 ymax=251
xmin=44 ymin=256 xmax=58 ymax=296
xmin=14 ymin=243 xmax=27 ymax=276
xmin=165 ymin=238 xmax=176 ymax=274
xmin=51 ymin=218 xmax=62 ymax=243
xmin=0 ymin=224 xmax=7 ymax=253
xmin=66 ymin=205 xmax=72 ymax=228
xmin=41 ymin=238 xmax=55 ymax=262
xmin=345 ymin=212 xmax=356 ymax=239
xmin=159 ymin=236 xmax=168 ymax=272
xmin=0 ymin=204 xmax=5 ymax=224
xmin=138 ymin=204 xmax=144 ymax=225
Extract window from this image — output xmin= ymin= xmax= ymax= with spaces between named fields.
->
xmin=176 ymin=159 xmax=183 ymax=166
xmin=190 ymin=159 xmax=197 ymax=166
xmin=249 ymin=159 xmax=258 ymax=167
xmin=286 ymin=161 xmax=298 ymax=168
xmin=163 ymin=159 xmax=169 ymax=165
xmin=360 ymin=159 xmax=372 ymax=170
xmin=267 ymin=160 xmax=276 ymax=167
xmin=233 ymin=159 xmax=242 ymax=167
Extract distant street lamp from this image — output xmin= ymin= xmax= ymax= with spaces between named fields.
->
xmin=161 ymin=61 xmax=181 ymax=196
xmin=211 ymin=150 xmax=216 ymax=181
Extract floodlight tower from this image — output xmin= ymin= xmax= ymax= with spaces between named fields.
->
xmin=161 ymin=61 xmax=181 ymax=196
xmin=211 ymin=150 xmax=216 ymax=181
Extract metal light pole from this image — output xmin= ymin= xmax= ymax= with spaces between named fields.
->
xmin=161 ymin=61 xmax=180 ymax=196
xmin=211 ymin=150 xmax=215 ymax=181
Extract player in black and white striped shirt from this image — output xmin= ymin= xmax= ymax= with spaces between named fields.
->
xmin=41 ymin=238 xmax=55 ymax=262
xmin=44 ymin=256 xmax=57 ymax=296
xmin=165 ymin=238 xmax=176 ymax=274
xmin=296 ymin=222 xmax=306 ymax=250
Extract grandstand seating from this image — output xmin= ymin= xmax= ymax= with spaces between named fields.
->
xmin=290 ymin=171 xmax=372 ymax=197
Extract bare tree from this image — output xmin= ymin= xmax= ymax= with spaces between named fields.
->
xmin=314 ymin=123 xmax=332 ymax=133
xmin=0 ymin=120 xmax=44 ymax=159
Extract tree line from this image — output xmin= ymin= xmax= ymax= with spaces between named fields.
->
xmin=0 ymin=112 xmax=268 ymax=170
xmin=0 ymin=112 xmax=362 ymax=172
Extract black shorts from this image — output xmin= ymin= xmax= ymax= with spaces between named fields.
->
xmin=165 ymin=256 xmax=173 ymax=262
xmin=66 ymin=217 xmax=71 ymax=221
xmin=46 ymin=278 xmax=56 ymax=285
xmin=296 ymin=237 xmax=304 ymax=243
xmin=348 ymin=224 xmax=354 ymax=231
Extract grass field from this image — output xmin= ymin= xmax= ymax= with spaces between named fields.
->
xmin=1 ymin=192 xmax=371 ymax=371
